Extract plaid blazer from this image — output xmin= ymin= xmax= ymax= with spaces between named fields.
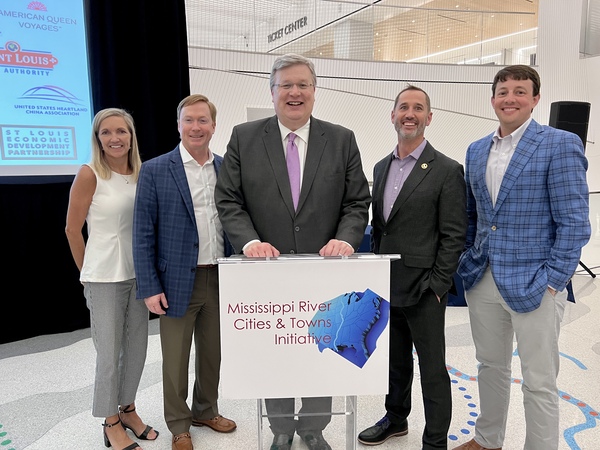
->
xmin=133 ymin=146 xmax=231 ymax=318
xmin=457 ymin=120 xmax=590 ymax=313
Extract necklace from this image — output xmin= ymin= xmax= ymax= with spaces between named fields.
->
xmin=117 ymin=173 xmax=131 ymax=184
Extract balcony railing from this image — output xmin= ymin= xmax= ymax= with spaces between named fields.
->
xmin=185 ymin=0 xmax=539 ymax=65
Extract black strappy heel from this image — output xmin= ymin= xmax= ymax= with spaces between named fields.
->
xmin=119 ymin=404 xmax=159 ymax=441
xmin=102 ymin=418 xmax=140 ymax=450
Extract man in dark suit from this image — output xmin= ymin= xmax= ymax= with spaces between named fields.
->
xmin=215 ymin=53 xmax=371 ymax=450
xmin=357 ymin=86 xmax=467 ymax=449
xmin=133 ymin=94 xmax=236 ymax=450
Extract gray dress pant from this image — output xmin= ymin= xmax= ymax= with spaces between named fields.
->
xmin=466 ymin=268 xmax=566 ymax=450
xmin=84 ymin=279 xmax=149 ymax=417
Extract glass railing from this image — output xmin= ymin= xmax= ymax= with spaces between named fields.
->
xmin=185 ymin=0 xmax=539 ymax=65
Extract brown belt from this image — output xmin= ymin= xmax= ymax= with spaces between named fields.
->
xmin=197 ymin=264 xmax=217 ymax=269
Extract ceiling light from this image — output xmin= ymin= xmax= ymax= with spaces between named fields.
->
xmin=518 ymin=45 xmax=537 ymax=52
xmin=407 ymin=27 xmax=537 ymax=62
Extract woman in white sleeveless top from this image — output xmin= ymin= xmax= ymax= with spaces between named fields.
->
xmin=66 ymin=108 xmax=158 ymax=450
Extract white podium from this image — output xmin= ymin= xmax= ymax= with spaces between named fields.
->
xmin=218 ymin=254 xmax=397 ymax=449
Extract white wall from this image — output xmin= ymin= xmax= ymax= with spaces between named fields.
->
xmin=187 ymin=0 xmax=599 ymax=189
xmin=537 ymin=0 xmax=599 ymax=192
xmin=584 ymin=56 xmax=600 ymax=192
xmin=188 ymin=49 xmax=499 ymax=182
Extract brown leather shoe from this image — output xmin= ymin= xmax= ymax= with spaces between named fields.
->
xmin=453 ymin=438 xmax=501 ymax=450
xmin=172 ymin=432 xmax=193 ymax=450
xmin=192 ymin=415 xmax=237 ymax=433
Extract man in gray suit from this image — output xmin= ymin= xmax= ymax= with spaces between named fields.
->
xmin=215 ymin=53 xmax=371 ymax=450
xmin=357 ymin=86 xmax=467 ymax=449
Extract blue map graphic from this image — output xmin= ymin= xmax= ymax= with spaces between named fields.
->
xmin=309 ymin=289 xmax=389 ymax=368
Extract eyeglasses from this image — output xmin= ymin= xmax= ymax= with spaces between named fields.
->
xmin=274 ymin=83 xmax=314 ymax=91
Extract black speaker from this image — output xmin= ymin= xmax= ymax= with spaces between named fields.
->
xmin=548 ymin=101 xmax=591 ymax=149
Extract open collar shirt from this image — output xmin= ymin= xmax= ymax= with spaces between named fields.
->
xmin=383 ymin=139 xmax=426 ymax=222
xmin=179 ymin=143 xmax=224 ymax=264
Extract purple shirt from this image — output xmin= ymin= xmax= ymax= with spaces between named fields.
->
xmin=383 ymin=140 xmax=427 ymax=222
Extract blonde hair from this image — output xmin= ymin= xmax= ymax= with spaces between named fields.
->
xmin=176 ymin=94 xmax=217 ymax=122
xmin=90 ymin=108 xmax=142 ymax=181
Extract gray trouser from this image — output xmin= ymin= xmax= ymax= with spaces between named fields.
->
xmin=84 ymin=279 xmax=149 ymax=417
xmin=466 ymin=268 xmax=566 ymax=450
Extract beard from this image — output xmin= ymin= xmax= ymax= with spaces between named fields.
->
xmin=394 ymin=119 xmax=426 ymax=140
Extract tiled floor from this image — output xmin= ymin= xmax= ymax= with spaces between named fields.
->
xmin=2 ymin=195 xmax=600 ymax=450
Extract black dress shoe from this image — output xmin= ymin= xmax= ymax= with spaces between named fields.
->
xmin=270 ymin=433 xmax=293 ymax=450
xmin=357 ymin=416 xmax=408 ymax=445
xmin=299 ymin=431 xmax=332 ymax=450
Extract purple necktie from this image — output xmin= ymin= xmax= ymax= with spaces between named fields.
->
xmin=286 ymin=132 xmax=300 ymax=210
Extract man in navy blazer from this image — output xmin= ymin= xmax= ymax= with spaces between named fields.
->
xmin=357 ymin=86 xmax=467 ymax=449
xmin=215 ymin=54 xmax=371 ymax=450
xmin=133 ymin=94 xmax=236 ymax=450
xmin=454 ymin=66 xmax=591 ymax=450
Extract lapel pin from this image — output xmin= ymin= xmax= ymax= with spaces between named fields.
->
xmin=421 ymin=163 xmax=428 ymax=169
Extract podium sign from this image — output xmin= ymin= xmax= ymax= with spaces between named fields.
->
xmin=218 ymin=255 xmax=392 ymax=399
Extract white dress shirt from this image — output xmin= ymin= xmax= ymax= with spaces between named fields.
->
xmin=179 ymin=144 xmax=224 ymax=264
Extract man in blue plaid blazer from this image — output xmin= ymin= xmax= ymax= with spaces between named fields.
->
xmin=133 ymin=94 xmax=236 ymax=450
xmin=454 ymin=66 xmax=590 ymax=450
